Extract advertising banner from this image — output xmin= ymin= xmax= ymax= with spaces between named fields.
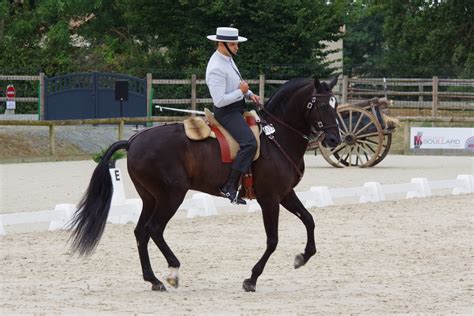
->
xmin=410 ymin=127 xmax=474 ymax=150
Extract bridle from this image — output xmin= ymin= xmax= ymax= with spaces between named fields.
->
xmin=257 ymin=87 xmax=338 ymax=179
xmin=258 ymin=88 xmax=338 ymax=141
xmin=304 ymin=91 xmax=339 ymax=134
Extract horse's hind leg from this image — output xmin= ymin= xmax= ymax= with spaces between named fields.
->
xmin=243 ymin=198 xmax=279 ymax=292
xmin=281 ymin=190 xmax=316 ymax=268
xmin=133 ymin=184 xmax=166 ymax=291
xmin=146 ymin=189 xmax=186 ymax=290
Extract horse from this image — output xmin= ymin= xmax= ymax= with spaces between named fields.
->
xmin=69 ymin=77 xmax=341 ymax=292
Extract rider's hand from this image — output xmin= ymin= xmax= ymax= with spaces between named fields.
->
xmin=249 ymin=94 xmax=261 ymax=105
xmin=239 ymin=81 xmax=249 ymax=94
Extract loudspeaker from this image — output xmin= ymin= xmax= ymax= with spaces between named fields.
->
xmin=115 ymin=80 xmax=129 ymax=101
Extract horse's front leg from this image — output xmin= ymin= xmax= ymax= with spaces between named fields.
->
xmin=243 ymin=199 xmax=279 ymax=292
xmin=280 ymin=190 xmax=316 ymax=268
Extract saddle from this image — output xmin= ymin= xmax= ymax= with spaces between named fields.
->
xmin=183 ymin=108 xmax=261 ymax=163
xmin=183 ymin=108 xmax=261 ymax=200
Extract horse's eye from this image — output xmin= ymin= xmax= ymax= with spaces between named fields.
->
xmin=329 ymin=96 xmax=336 ymax=109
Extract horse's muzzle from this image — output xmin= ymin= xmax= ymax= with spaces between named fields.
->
xmin=323 ymin=131 xmax=341 ymax=149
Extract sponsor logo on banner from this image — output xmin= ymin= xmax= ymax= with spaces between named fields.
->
xmin=413 ymin=132 xmax=423 ymax=149
xmin=410 ymin=127 xmax=474 ymax=150
xmin=465 ymin=136 xmax=474 ymax=151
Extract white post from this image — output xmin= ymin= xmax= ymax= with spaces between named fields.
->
xmin=48 ymin=204 xmax=76 ymax=231
xmin=359 ymin=182 xmax=385 ymax=203
xmin=452 ymin=174 xmax=473 ymax=195
xmin=109 ymin=168 xmax=126 ymax=205
xmin=305 ymin=186 xmax=334 ymax=208
xmin=406 ymin=178 xmax=432 ymax=198
xmin=248 ymin=200 xmax=262 ymax=213
xmin=187 ymin=193 xmax=217 ymax=218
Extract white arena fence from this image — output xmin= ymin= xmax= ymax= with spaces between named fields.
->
xmin=0 ymin=169 xmax=472 ymax=236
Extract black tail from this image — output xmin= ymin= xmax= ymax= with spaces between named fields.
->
xmin=69 ymin=140 xmax=129 ymax=256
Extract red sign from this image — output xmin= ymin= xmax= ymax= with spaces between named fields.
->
xmin=6 ymin=85 xmax=16 ymax=100
xmin=7 ymin=84 xmax=16 ymax=100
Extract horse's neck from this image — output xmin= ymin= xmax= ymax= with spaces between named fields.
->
xmin=263 ymin=82 xmax=313 ymax=163
xmin=270 ymin=119 xmax=309 ymax=164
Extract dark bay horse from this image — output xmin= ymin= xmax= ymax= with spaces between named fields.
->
xmin=69 ymin=77 xmax=341 ymax=292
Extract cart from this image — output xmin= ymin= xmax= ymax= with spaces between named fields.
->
xmin=308 ymin=97 xmax=397 ymax=168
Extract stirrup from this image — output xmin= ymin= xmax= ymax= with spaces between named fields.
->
xmin=219 ymin=189 xmax=246 ymax=205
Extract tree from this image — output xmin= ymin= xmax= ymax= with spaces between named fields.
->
xmin=343 ymin=0 xmax=474 ymax=78
xmin=1 ymin=0 xmax=346 ymax=78
xmin=343 ymin=1 xmax=386 ymax=76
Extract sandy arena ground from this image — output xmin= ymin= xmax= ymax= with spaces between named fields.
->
xmin=0 ymin=155 xmax=473 ymax=314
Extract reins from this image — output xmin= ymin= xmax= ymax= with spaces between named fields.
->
xmin=256 ymin=89 xmax=329 ymax=180
xmin=258 ymin=104 xmax=311 ymax=141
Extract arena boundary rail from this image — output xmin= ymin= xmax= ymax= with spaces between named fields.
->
xmin=1 ymin=173 xmax=472 ymax=236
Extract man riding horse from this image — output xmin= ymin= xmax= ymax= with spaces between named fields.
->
xmin=69 ymin=26 xmax=342 ymax=292
xmin=206 ymin=27 xmax=261 ymax=205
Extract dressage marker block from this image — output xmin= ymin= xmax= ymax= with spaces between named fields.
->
xmin=406 ymin=178 xmax=432 ymax=199
xmin=248 ymin=200 xmax=262 ymax=213
xmin=452 ymin=174 xmax=473 ymax=195
xmin=359 ymin=182 xmax=385 ymax=203
xmin=299 ymin=186 xmax=334 ymax=208
xmin=182 ymin=193 xmax=216 ymax=218
xmin=48 ymin=204 xmax=76 ymax=231
xmin=110 ymin=168 xmax=126 ymax=205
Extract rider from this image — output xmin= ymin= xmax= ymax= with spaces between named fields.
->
xmin=206 ymin=27 xmax=261 ymax=205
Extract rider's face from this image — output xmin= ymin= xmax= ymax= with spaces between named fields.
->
xmin=226 ymin=42 xmax=239 ymax=55
xmin=219 ymin=42 xmax=239 ymax=56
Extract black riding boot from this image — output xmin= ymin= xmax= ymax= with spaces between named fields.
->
xmin=220 ymin=169 xmax=246 ymax=205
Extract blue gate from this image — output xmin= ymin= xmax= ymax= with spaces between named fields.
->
xmin=45 ymin=72 xmax=146 ymax=120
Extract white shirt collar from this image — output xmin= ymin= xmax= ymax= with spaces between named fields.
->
xmin=215 ymin=50 xmax=232 ymax=61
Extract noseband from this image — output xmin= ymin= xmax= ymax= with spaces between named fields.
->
xmin=305 ymin=91 xmax=339 ymax=133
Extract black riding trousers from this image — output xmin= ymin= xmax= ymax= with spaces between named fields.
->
xmin=214 ymin=100 xmax=257 ymax=173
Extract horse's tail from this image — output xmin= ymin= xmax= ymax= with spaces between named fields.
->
xmin=69 ymin=140 xmax=129 ymax=256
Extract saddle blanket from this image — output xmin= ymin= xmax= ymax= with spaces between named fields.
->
xmin=183 ymin=108 xmax=261 ymax=163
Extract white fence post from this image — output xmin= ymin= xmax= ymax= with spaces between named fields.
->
xmin=186 ymin=193 xmax=217 ymax=218
xmin=48 ymin=204 xmax=76 ymax=231
xmin=109 ymin=168 xmax=126 ymax=205
xmin=452 ymin=174 xmax=473 ymax=195
xmin=304 ymin=186 xmax=334 ymax=208
xmin=359 ymin=182 xmax=385 ymax=203
xmin=248 ymin=200 xmax=261 ymax=213
xmin=406 ymin=178 xmax=432 ymax=198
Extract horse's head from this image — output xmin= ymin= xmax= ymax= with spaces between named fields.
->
xmin=264 ymin=77 xmax=341 ymax=148
xmin=306 ymin=77 xmax=341 ymax=148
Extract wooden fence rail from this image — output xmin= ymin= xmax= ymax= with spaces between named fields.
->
xmin=1 ymin=116 xmax=472 ymax=159
xmin=1 ymin=74 xmax=473 ymax=120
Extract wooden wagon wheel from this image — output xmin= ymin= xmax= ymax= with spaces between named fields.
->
xmin=318 ymin=106 xmax=383 ymax=168
xmin=370 ymin=132 xmax=392 ymax=167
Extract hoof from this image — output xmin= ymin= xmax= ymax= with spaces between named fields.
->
xmin=151 ymin=283 xmax=167 ymax=292
xmin=167 ymin=277 xmax=179 ymax=288
xmin=294 ymin=253 xmax=305 ymax=269
xmin=242 ymin=278 xmax=256 ymax=292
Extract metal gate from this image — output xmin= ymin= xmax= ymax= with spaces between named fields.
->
xmin=45 ymin=72 xmax=146 ymax=120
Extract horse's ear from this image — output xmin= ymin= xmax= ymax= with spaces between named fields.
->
xmin=314 ymin=79 xmax=321 ymax=91
xmin=327 ymin=76 xmax=338 ymax=90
